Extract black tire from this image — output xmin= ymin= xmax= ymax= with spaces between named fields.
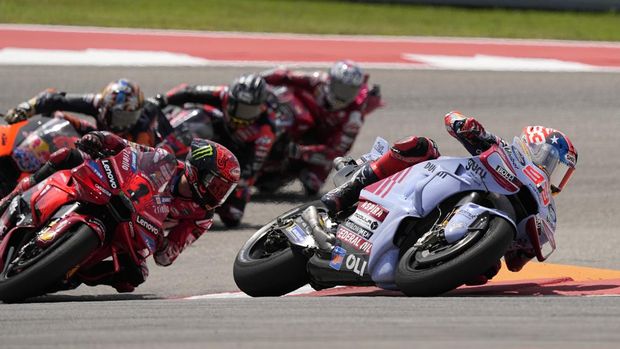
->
xmin=395 ymin=216 xmax=514 ymax=297
xmin=233 ymin=200 xmax=324 ymax=297
xmin=0 ymin=224 xmax=100 ymax=303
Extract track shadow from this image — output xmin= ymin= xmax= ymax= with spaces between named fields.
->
xmin=8 ymin=293 xmax=159 ymax=304
xmin=447 ymin=280 xmax=620 ymax=297
xmin=294 ymin=278 xmax=620 ymax=297
xmin=209 ymin=221 xmax=265 ymax=231
xmin=251 ymin=191 xmax=318 ymax=204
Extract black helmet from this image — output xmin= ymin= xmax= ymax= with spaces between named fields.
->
xmin=184 ymin=139 xmax=240 ymax=209
xmin=325 ymin=60 xmax=364 ymax=111
xmin=225 ymin=74 xmax=268 ymax=129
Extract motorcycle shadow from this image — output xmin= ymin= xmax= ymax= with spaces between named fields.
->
xmin=209 ymin=222 xmax=265 ymax=231
xmin=251 ymin=191 xmax=319 ymax=204
xmin=302 ymin=278 xmax=620 ymax=297
xmin=18 ymin=293 xmax=158 ymax=303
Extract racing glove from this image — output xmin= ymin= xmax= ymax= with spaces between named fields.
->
xmin=4 ymin=105 xmax=33 ymax=124
xmin=76 ymin=133 xmax=106 ymax=158
xmin=457 ymin=117 xmax=485 ymax=139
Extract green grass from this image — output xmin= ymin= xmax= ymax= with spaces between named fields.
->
xmin=1 ymin=0 xmax=619 ymax=41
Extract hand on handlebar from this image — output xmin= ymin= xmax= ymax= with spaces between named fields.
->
xmin=4 ymin=107 xmax=30 ymax=124
xmin=75 ymin=133 xmax=108 ymax=159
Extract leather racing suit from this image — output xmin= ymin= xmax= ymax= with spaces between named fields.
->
xmin=9 ymin=88 xmax=171 ymax=146
xmin=262 ymin=68 xmax=383 ymax=194
xmin=0 ymin=132 xmax=214 ymax=292
xmin=161 ymin=84 xmax=277 ymax=227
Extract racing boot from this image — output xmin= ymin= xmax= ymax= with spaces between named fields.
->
xmin=0 ymin=147 xmax=85 ymax=214
xmin=0 ymin=176 xmax=36 ymax=215
xmin=321 ymin=136 xmax=440 ymax=216
xmin=321 ymin=163 xmax=378 ymax=216
xmin=81 ymin=256 xmax=148 ymax=293
xmin=299 ymin=168 xmax=325 ymax=196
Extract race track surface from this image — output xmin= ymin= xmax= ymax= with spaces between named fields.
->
xmin=1 ymin=66 xmax=619 ymax=348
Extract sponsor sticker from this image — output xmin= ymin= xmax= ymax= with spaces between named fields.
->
xmin=345 ymin=254 xmax=368 ymax=276
xmin=495 ymin=165 xmax=516 ymax=182
xmin=336 ymin=226 xmax=372 ymax=254
xmin=343 ymin=220 xmax=373 ymax=240
xmin=87 ymin=160 xmax=105 ymax=180
xmin=288 ymin=224 xmax=308 ymax=244
xmin=349 ymin=211 xmax=380 ymax=232
xmin=136 ymin=214 xmax=162 ymax=235
xmin=357 ymin=200 xmax=389 ymax=222
xmin=329 ymin=246 xmax=347 ymax=270
xmin=101 ymin=159 xmax=119 ymax=189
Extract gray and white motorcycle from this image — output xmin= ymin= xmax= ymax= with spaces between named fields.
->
xmin=234 ymin=137 xmax=558 ymax=296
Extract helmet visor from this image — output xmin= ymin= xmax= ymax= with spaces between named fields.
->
xmin=325 ymin=80 xmax=360 ymax=110
xmin=529 ymin=142 xmax=560 ymax=177
xmin=110 ymin=109 xmax=141 ymax=131
xmin=228 ymin=102 xmax=261 ymax=126
xmin=549 ymin=162 xmax=575 ymax=195
xmin=202 ymin=172 xmax=237 ymax=208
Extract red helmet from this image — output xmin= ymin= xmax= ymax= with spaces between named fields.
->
xmin=184 ymin=139 xmax=240 ymax=209
xmin=520 ymin=126 xmax=577 ymax=195
xmin=99 ymin=79 xmax=145 ymax=132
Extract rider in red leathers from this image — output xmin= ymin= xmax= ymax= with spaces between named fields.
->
xmin=155 ymin=74 xmax=276 ymax=227
xmin=0 ymin=131 xmax=240 ymax=292
xmin=320 ymin=111 xmax=578 ymax=283
xmin=261 ymin=60 xmax=383 ymax=195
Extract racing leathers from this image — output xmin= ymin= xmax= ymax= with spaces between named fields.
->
xmin=160 ymin=84 xmax=276 ymax=227
xmin=0 ymin=132 xmax=214 ymax=292
xmin=7 ymin=88 xmax=171 ymax=146
xmin=321 ymin=111 xmax=535 ymax=283
xmin=262 ymin=67 xmax=383 ymax=194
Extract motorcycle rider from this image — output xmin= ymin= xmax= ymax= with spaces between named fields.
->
xmin=318 ymin=111 xmax=578 ymax=282
xmin=0 ymin=131 xmax=240 ymax=292
xmin=3 ymin=79 xmax=171 ymax=146
xmin=155 ymin=74 xmax=276 ymax=227
xmin=261 ymin=60 xmax=383 ymax=194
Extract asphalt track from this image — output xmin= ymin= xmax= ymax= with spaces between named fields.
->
xmin=1 ymin=66 xmax=620 ymax=348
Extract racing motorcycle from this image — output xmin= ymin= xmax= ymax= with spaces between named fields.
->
xmin=234 ymin=137 xmax=558 ymax=296
xmin=0 ymin=114 xmax=80 ymax=197
xmin=255 ymin=84 xmax=383 ymax=195
xmin=0 ymin=143 xmax=177 ymax=302
xmin=253 ymin=85 xmax=313 ymax=193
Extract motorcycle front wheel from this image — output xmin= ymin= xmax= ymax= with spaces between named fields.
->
xmin=233 ymin=201 xmax=326 ymax=297
xmin=395 ymin=215 xmax=514 ymax=297
xmin=0 ymin=224 xmax=100 ymax=303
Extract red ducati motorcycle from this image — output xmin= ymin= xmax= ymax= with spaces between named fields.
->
xmin=0 ymin=144 xmax=177 ymax=302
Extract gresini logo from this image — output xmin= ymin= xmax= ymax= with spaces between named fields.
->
xmin=101 ymin=159 xmax=119 ymax=189
xmin=466 ymin=159 xmax=487 ymax=179
xmin=136 ymin=215 xmax=162 ymax=235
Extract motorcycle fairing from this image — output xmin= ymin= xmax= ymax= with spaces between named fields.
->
xmin=341 ymin=141 xmax=554 ymax=287
xmin=12 ymin=117 xmax=80 ymax=172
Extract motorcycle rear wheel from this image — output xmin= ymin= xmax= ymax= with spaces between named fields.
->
xmin=0 ymin=224 xmax=100 ymax=303
xmin=233 ymin=201 xmax=325 ymax=297
xmin=395 ymin=216 xmax=514 ymax=297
